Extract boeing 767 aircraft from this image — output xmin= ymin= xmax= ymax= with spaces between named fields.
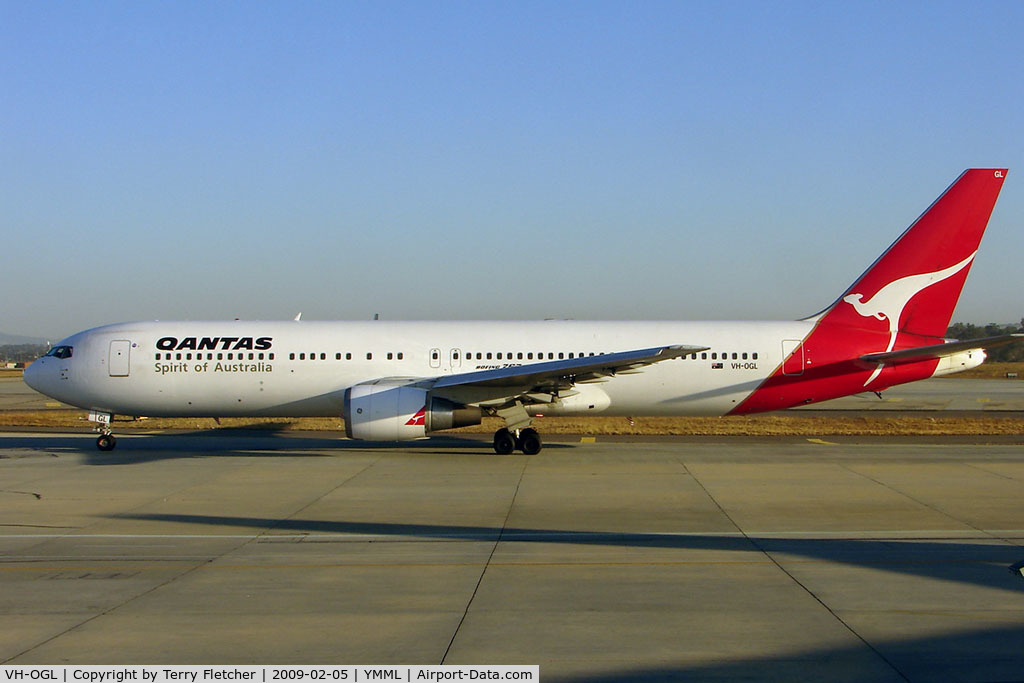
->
xmin=25 ymin=169 xmax=1016 ymax=454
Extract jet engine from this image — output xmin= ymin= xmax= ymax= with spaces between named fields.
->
xmin=343 ymin=380 xmax=481 ymax=441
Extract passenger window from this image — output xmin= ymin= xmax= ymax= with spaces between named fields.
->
xmin=387 ymin=352 xmax=393 ymax=360
xmin=497 ymin=353 xmax=503 ymax=360
xmin=753 ymin=352 xmax=758 ymax=360
xmin=742 ymin=353 xmax=748 ymax=360
xmin=336 ymin=353 xmax=341 ymax=360
xmin=299 ymin=353 xmax=305 ymax=360
xmin=702 ymin=353 xmax=707 ymax=360
xmin=346 ymin=353 xmax=352 ymax=360
xmin=486 ymin=352 xmax=492 ymax=360
xmin=366 ymin=353 xmax=372 ymax=360
xmin=527 ymin=353 xmax=534 ymax=360
xmin=548 ymin=353 xmax=554 ymax=359
xmin=269 ymin=353 xmax=275 ymax=361
xmin=397 ymin=352 xmax=403 ymax=360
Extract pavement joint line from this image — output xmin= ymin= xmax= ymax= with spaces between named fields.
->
xmin=685 ymin=461 xmax=912 ymax=682
xmin=839 ymin=463 xmax=999 ymax=541
xmin=1 ymin=455 xmax=386 ymax=664
xmin=964 ymin=462 xmax=1023 ymax=482
xmin=441 ymin=457 xmax=528 ymax=665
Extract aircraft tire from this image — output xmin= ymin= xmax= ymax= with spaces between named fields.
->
xmin=96 ymin=434 xmax=117 ymax=451
xmin=493 ymin=428 xmax=516 ymax=455
xmin=519 ymin=428 xmax=542 ymax=455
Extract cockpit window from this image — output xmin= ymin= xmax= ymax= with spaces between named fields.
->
xmin=47 ymin=346 xmax=73 ymax=359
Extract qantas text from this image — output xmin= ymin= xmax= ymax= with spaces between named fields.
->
xmin=156 ymin=336 xmax=273 ymax=351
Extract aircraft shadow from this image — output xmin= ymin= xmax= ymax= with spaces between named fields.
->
xmin=0 ymin=432 xmax=570 ymax=465
xmin=553 ymin=622 xmax=1024 ymax=682
xmin=114 ymin=512 xmax=1024 ymax=594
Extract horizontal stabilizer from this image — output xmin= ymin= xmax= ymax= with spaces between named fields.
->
xmin=860 ymin=334 xmax=1024 ymax=364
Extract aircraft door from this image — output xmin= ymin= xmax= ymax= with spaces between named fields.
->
xmin=429 ymin=348 xmax=441 ymax=369
xmin=109 ymin=340 xmax=131 ymax=377
xmin=782 ymin=339 xmax=804 ymax=376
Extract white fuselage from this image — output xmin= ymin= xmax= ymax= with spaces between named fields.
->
xmin=26 ymin=319 xmax=814 ymax=419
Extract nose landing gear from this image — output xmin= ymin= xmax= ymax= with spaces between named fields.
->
xmin=89 ymin=411 xmax=117 ymax=451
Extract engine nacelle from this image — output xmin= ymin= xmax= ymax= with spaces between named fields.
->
xmin=343 ymin=381 xmax=481 ymax=441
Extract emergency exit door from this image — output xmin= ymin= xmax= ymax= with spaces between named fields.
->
xmin=109 ymin=340 xmax=131 ymax=376
xmin=782 ymin=339 xmax=804 ymax=376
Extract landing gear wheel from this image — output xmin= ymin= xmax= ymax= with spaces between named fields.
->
xmin=493 ymin=428 xmax=516 ymax=455
xmin=96 ymin=434 xmax=117 ymax=451
xmin=518 ymin=428 xmax=542 ymax=455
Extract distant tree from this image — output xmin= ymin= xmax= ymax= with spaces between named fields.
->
xmin=0 ymin=344 xmax=49 ymax=364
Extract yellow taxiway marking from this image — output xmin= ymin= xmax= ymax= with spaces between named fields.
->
xmin=806 ymin=438 xmax=839 ymax=445
xmin=580 ymin=437 xmax=597 ymax=443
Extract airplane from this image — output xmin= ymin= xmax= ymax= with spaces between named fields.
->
xmin=24 ymin=168 xmax=1018 ymax=454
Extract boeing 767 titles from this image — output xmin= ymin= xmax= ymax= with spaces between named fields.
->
xmin=26 ymin=169 xmax=1017 ymax=454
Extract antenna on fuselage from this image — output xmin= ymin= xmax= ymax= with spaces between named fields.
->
xmin=294 ymin=312 xmax=302 ymax=321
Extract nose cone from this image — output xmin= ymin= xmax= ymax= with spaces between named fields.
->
xmin=23 ymin=359 xmax=44 ymax=393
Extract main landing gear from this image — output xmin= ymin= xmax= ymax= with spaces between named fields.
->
xmin=493 ymin=427 xmax=542 ymax=455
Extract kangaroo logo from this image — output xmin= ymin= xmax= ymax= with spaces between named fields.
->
xmin=843 ymin=252 xmax=976 ymax=386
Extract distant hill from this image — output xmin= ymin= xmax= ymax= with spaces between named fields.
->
xmin=0 ymin=331 xmax=50 ymax=345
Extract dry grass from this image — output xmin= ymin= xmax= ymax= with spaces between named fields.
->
xmin=945 ymin=362 xmax=1024 ymax=379
xmin=3 ymin=410 xmax=1024 ymax=436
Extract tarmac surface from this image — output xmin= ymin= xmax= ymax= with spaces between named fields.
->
xmin=1 ymin=431 xmax=1023 ymax=681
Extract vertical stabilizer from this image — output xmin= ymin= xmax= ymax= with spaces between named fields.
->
xmin=820 ymin=168 xmax=1007 ymax=339
xmin=734 ymin=169 xmax=1008 ymax=413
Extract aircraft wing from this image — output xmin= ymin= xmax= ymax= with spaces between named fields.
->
xmin=423 ymin=344 xmax=707 ymax=404
xmin=860 ymin=334 xmax=1024 ymax=363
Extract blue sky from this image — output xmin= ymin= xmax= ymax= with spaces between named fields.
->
xmin=3 ymin=1 xmax=1022 ymax=338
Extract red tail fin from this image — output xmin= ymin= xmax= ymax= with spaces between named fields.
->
xmin=819 ymin=168 xmax=1007 ymax=339
xmin=734 ymin=169 xmax=1007 ymax=414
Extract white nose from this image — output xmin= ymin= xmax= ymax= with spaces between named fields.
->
xmin=23 ymin=358 xmax=49 ymax=395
